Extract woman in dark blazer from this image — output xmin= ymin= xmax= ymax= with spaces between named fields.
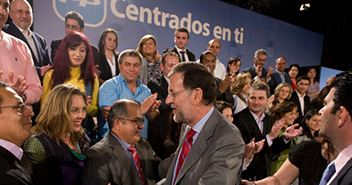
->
xmin=96 ymin=28 xmax=119 ymax=85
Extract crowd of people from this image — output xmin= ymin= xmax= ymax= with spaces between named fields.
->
xmin=1 ymin=0 xmax=351 ymax=185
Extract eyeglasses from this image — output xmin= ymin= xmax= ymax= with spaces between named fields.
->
xmin=255 ymin=57 xmax=266 ymax=62
xmin=168 ymin=89 xmax=187 ymax=99
xmin=0 ymin=103 xmax=27 ymax=113
xmin=11 ymin=10 xmax=32 ymax=16
xmin=117 ymin=117 xmax=144 ymax=127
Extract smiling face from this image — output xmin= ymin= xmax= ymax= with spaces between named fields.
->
xmin=283 ymin=108 xmax=298 ymax=126
xmin=247 ymin=89 xmax=268 ymax=116
xmin=69 ymin=94 xmax=86 ymax=133
xmin=68 ymin=42 xmax=87 ymax=67
xmin=254 ymin=53 xmax=267 ymax=68
xmin=142 ymin=38 xmax=157 ymax=56
xmin=115 ymin=103 xmax=143 ymax=145
xmin=0 ymin=87 xmax=33 ymax=146
xmin=118 ymin=55 xmax=141 ymax=83
xmin=9 ymin=0 xmax=32 ymax=30
xmin=306 ymin=114 xmax=321 ymax=133
xmin=201 ymin=53 xmax=216 ymax=73
xmin=166 ymin=72 xmax=192 ymax=124
xmin=278 ymin=86 xmax=290 ymax=100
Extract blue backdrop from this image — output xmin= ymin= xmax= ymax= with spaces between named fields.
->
xmin=33 ymin=0 xmax=323 ymax=70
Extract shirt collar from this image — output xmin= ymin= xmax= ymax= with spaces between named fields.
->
xmin=111 ymin=132 xmax=132 ymax=151
xmin=295 ymin=89 xmax=306 ymax=98
xmin=13 ymin=23 xmax=31 ymax=37
xmin=249 ymin=109 xmax=266 ymax=123
xmin=118 ymin=74 xmax=142 ymax=86
xmin=0 ymin=139 xmax=23 ymax=160
xmin=163 ymin=75 xmax=170 ymax=84
xmin=334 ymin=143 xmax=352 ymax=175
xmin=175 ymin=45 xmax=186 ymax=52
xmin=192 ymin=107 xmax=214 ymax=134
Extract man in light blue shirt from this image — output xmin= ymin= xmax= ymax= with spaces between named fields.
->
xmin=99 ymin=49 xmax=160 ymax=139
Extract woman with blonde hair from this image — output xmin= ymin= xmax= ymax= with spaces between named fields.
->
xmin=269 ymin=83 xmax=293 ymax=113
xmin=23 ymin=84 xmax=89 ymax=185
xmin=136 ymin=34 xmax=162 ymax=85
xmin=230 ymin=72 xmax=251 ymax=114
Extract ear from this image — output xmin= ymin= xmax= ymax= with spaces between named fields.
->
xmin=191 ymin=88 xmax=203 ymax=105
xmin=338 ymin=106 xmax=351 ymax=127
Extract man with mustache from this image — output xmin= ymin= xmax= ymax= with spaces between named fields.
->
xmin=82 ymin=99 xmax=161 ymax=185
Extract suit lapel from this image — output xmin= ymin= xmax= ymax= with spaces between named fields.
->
xmin=331 ymin=157 xmax=352 ymax=185
xmin=175 ymin=110 xmax=219 ymax=184
xmin=107 ymin=133 xmax=141 ymax=182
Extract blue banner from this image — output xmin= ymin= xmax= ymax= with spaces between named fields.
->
xmin=34 ymin=0 xmax=323 ymax=70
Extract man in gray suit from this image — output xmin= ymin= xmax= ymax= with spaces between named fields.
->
xmin=81 ymin=99 xmax=161 ymax=185
xmin=159 ymin=62 xmax=245 ymax=185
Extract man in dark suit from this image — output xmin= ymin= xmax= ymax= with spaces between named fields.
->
xmin=0 ymin=81 xmax=35 ymax=185
xmin=243 ymin=48 xmax=274 ymax=81
xmin=159 ymin=62 xmax=245 ymax=185
xmin=198 ymin=51 xmax=234 ymax=105
xmin=268 ymin=57 xmax=291 ymax=95
xmin=147 ymin=51 xmax=180 ymax=159
xmin=3 ymin=0 xmax=51 ymax=79
xmin=318 ymin=70 xmax=352 ymax=185
xmin=288 ymin=75 xmax=310 ymax=124
xmin=81 ymin=99 xmax=161 ymax=185
xmin=50 ymin=11 xmax=98 ymax=62
xmin=163 ymin=27 xmax=195 ymax=62
xmin=234 ymin=83 xmax=302 ymax=180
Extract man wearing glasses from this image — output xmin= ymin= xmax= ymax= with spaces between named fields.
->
xmin=0 ymin=81 xmax=35 ymax=184
xmin=243 ymin=48 xmax=274 ymax=81
xmin=82 ymin=99 xmax=161 ymax=185
xmin=3 ymin=0 xmax=51 ymax=80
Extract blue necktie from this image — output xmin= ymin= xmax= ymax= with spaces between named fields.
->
xmin=319 ymin=161 xmax=336 ymax=185
xmin=180 ymin=51 xmax=186 ymax=62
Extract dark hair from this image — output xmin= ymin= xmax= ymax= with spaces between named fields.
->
xmin=248 ymin=83 xmax=270 ymax=98
xmin=296 ymin=75 xmax=310 ymax=84
xmin=162 ymin=51 xmax=180 ymax=65
xmin=118 ymin=49 xmax=143 ymax=65
xmin=108 ymin=99 xmax=140 ymax=129
xmin=199 ymin=51 xmax=216 ymax=64
xmin=270 ymin=101 xmax=298 ymax=121
xmin=51 ymin=31 xmax=96 ymax=90
xmin=65 ymin=11 xmax=84 ymax=29
xmin=227 ymin=57 xmax=241 ymax=74
xmin=98 ymin=28 xmax=118 ymax=54
xmin=168 ymin=62 xmax=216 ymax=105
xmin=301 ymin=109 xmax=320 ymax=140
xmin=330 ymin=70 xmax=352 ymax=115
xmin=215 ymin=101 xmax=232 ymax=113
xmin=306 ymin=67 xmax=318 ymax=82
xmin=289 ymin=64 xmax=299 ymax=70
xmin=174 ymin=27 xmax=190 ymax=39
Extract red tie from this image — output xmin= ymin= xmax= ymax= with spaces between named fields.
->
xmin=128 ymin=145 xmax=146 ymax=185
xmin=174 ymin=128 xmax=196 ymax=182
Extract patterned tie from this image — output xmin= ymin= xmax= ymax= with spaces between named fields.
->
xmin=174 ymin=128 xmax=196 ymax=183
xmin=128 ymin=145 xmax=146 ymax=185
xmin=319 ymin=161 xmax=336 ymax=185
xmin=180 ymin=51 xmax=186 ymax=62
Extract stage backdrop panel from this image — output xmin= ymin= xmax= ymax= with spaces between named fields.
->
xmin=33 ymin=0 xmax=323 ymax=70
